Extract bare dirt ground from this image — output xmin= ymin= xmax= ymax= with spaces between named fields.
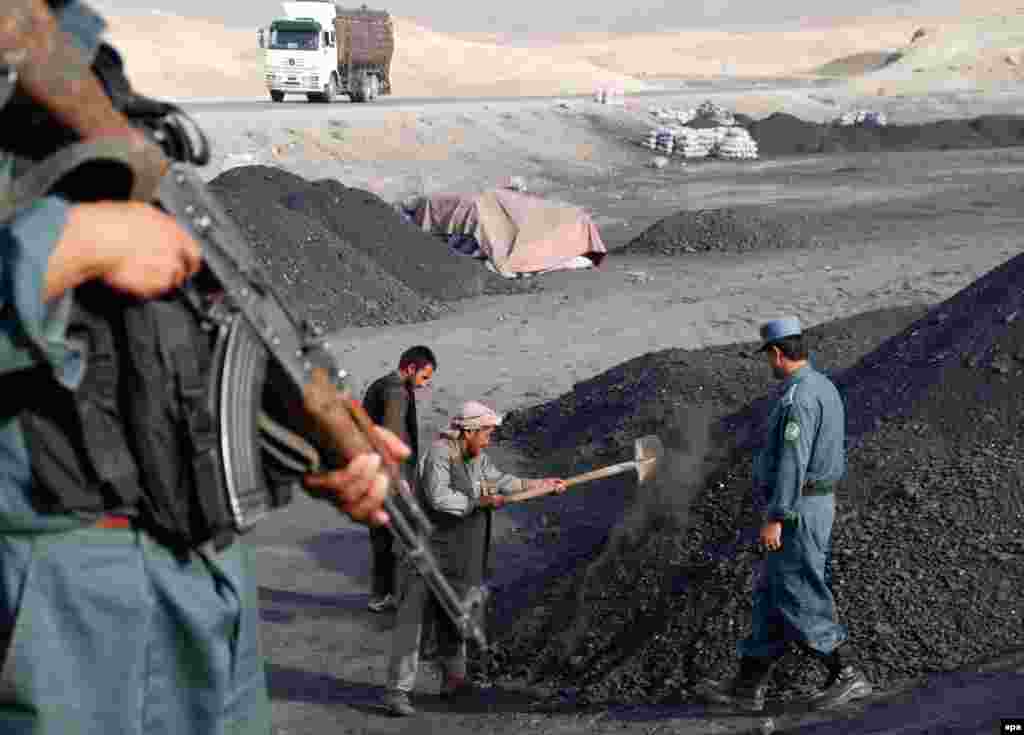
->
xmin=224 ymin=89 xmax=1024 ymax=734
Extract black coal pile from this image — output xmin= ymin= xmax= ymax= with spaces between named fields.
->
xmin=618 ymin=207 xmax=813 ymax=256
xmin=500 ymin=306 xmax=922 ymax=464
xmin=211 ymin=166 xmax=536 ymax=304
xmin=748 ymin=112 xmax=1024 ymax=157
xmin=209 ymin=167 xmax=443 ymax=332
xmin=493 ymin=252 xmax=1024 ymax=705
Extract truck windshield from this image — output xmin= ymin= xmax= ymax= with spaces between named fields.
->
xmin=268 ymin=29 xmax=319 ymax=50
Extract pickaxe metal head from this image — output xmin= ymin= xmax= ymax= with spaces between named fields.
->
xmin=634 ymin=434 xmax=663 ymax=485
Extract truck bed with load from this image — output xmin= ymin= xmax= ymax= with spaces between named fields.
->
xmin=335 ymin=5 xmax=394 ymax=100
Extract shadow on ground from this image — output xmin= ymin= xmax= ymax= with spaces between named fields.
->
xmin=267 ymin=663 xmax=540 ymax=716
xmin=300 ymin=528 xmax=371 ymax=577
xmin=580 ymin=669 xmax=1024 ymax=734
xmin=258 ymin=586 xmax=395 ymax=635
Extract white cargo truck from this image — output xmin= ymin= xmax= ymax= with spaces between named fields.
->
xmin=259 ymin=0 xmax=394 ymax=103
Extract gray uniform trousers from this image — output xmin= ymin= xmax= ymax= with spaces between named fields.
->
xmin=739 ymin=494 xmax=847 ymax=659
xmin=386 ymin=553 xmax=466 ymax=693
xmin=0 ymin=525 xmax=269 ymax=735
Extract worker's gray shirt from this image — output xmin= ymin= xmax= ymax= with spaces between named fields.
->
xmin=754 ymin=364 xmax=846 ymax=523
xmin=418 ymin=438 xmax=526 ymax=517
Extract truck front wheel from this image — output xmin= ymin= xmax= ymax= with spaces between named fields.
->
xmin=270 ymin=90 xmax=285 ymax=103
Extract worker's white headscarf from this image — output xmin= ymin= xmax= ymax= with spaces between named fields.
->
xmin=440 ymin=400 xmax=503 ymax=438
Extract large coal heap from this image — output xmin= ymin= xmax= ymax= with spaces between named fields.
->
xmin=210 ymin=167 xmax=444 ymax=332
xmin=619 ymin=207 xmax=813 ymax=256
xmin=749 ymin=113 xmax=1024 ymax=157
xmin=500 ymin=306 xmax=926 ymax=465
xmin=211 ymin=166 xmax=536 ymax=304
xmin=495 ymin=252 xmax=1024 ymax=704
xmin=723 ymin=249 xmax=1024 ymax=450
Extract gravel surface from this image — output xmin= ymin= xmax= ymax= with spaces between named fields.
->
xmin=748 ymin=113 xmax=1024 ymax=157
xmin=490 ymin=252 xmax=1024 ymax=706
xmin=618 ymin=207 xmax=814 ymax=256
xmin=211 ymin=166 xmax=537 ymax=304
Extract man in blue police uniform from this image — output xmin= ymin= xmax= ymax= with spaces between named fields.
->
xmin=0 ymin=2 xmax=403 ymax=733
xmin=697 ymin=317 xmax=871 ymax=712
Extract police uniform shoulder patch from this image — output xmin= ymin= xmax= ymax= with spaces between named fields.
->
xmin=784 ymin=421 xmax=801 ymax=442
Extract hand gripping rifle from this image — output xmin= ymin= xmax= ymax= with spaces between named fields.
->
xmin=0 ymin=0 xmax=488 ymax=648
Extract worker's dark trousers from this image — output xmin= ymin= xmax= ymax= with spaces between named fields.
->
xmin=370 ymin=524 xmax=396 ymax=597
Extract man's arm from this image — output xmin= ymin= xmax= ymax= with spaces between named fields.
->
xmin=2 ymin=196 xmax=202 ymax=385
xmin=303 ymin=425 xmax=408 ymax=526
xmin=763 ymin=395 xmax=818 ymax=524
xmin=480 ymin=453 xmax=527 ymax=495
xmin=1 ymin=196 xmax=78 ymax=385
xmin=420 ymin=447 xmax=473 ymax=517
xmin=45 ymin=201 xmax=200 ymax=301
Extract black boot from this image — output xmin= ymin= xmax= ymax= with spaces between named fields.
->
xmin=695 ymin=656 xmax=778 ymax=712
xmin=810 ymin=644 xmax=872 ymax=710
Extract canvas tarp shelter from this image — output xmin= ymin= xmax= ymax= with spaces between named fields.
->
xmin=412 ymin=189 xmax=608 ymax=277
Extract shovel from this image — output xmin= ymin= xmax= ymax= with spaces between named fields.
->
xmin=501 ymin=435 xmax=663 ymax=505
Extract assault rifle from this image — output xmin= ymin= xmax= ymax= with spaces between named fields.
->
xmin=0 ymin=0 xmax=487 ymax=648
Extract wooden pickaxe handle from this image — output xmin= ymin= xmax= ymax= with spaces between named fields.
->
xmin=501 ymin=460 xmax=637 ymax=505
xmin=564 ymin=460 xmax=639 ymax=488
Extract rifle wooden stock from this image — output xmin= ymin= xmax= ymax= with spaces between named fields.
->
xmin=2 ymin=0 xmax=142 ymax=142
xmin=1 ymin=0 xmax=171 ymax=203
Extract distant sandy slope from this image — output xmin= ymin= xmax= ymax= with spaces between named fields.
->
xmin=103 ymin=6 xmax=1024 ymax=100
xmin=844 ymin=14 xmax=1024 ymax=94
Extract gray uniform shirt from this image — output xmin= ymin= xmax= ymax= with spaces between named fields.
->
xmin=754 ymin=365 xmax=846 ymax=523
xmin=418 ymin=438 xmax=526 ymax=517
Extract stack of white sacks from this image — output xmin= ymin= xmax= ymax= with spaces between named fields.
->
xmin=644 ymin=127 xmax=677 ymax=155
xmin=835 ymin=110 xmax=888 ymax=127
xmin=717 ymin=127 xmax=759 ymax=159
xmin=674 ymin=127 xmax=722 ymax=158
xmin=643 ymin=101 xmax=759 ymax=160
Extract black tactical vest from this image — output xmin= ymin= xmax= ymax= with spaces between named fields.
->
xmin=10 ymin=281 xmax=235 ymax=552
xmin=0 ymin=23 xmax=267 ymax=552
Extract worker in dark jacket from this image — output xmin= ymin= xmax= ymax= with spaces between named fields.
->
xmin=697 ymin=317 xmax=871 ymax=712
xmin=362 ymin=345 xmax=437 ymax=612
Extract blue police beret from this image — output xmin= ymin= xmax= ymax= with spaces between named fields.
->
xmin=758 ymin=317 xmax=802 ymax=351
